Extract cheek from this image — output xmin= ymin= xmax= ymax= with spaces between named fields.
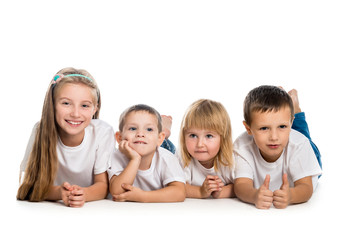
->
xmin=210 ymin=140 xmax=221 ymax=155
xmin=185 ymin=138 xmax=195 ymax=155
xmin=54 ymin=106 xmax=64 ymax=121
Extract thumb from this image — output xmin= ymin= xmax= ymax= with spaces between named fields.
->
xmin=281 ymin=173 xmax=289 ymax=190
xmin=263 ymin=174 xmax=270 ymax=189
xmin=121 ymin=183 xmax=133 ymax=191
xmin=63 ymin=182 xmax=73 ymax=191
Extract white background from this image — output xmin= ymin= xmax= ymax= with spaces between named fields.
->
xmin=0 ymin=1 xmax=346 ymax=239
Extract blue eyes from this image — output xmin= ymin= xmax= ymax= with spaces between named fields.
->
xmin=188 ymin=134 xmax=214 ymax=139
xmin=189 ymin=134 xmax=197 ymax=138
xmin=61 ymin=102 xmax=90 ymax=108
xmin=128 ymin=127 xmax=154 ymax=132
xmin=259 ymin=125 xmax=288 ymax=131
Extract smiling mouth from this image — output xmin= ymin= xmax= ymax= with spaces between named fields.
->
xmin=66 ymin=120 xmax=83 ymax=126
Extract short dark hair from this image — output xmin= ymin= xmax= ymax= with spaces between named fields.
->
xmin=118 ymin=104 xmax=162 ymax=132
xmin=243 ymin=85 xmax=294 ymax=125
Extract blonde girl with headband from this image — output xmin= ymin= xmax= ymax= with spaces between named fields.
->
xmin=179 ymin=99 xmax=235 ymax=199
xmin=17 ymin=67 xmax=116 ymax=207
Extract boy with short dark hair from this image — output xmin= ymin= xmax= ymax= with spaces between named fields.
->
xmin=234 ymin=86 xmax=322 ymax=209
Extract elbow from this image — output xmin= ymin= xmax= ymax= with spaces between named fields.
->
xmin=177 ymin=184 xmax=186 ymax=202
xmin=177 ymin=190 xmax=186 ymax=202
xmin=109 ymin=176 xmax=124 ymax=197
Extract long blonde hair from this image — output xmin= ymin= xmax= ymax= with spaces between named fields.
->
xmin=179 ymin=99 xmax=234 ymax=171
xmin=17 ymin=67 xmax=100 ymax=201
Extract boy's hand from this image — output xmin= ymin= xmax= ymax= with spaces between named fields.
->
xmin=118 ymin=140 xmax=141 ymax=161
xmin=255 ymin=175 xmax=273 ymax=209
xmin=273 ymin=174 xmax=291 ymax=209
xmin=112 ymin=183 xmax=145 ymax=202
xmin=200 ymin=175 xmax=223 ymax=198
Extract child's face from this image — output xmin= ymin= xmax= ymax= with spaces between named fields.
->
xmin=118 ymin=111 xmax=165 ymax=158
xmin=185 ymin=128 xmax=221 ymax=168
xmin=55 ymin=83 xmax=97 ymax=146
xmin=243 ymin=106 xmax=293 ymax=163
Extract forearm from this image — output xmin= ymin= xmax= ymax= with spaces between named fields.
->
xmin=45 ymin=185 xmax=62 ymax=201
xmin=234 ymin=181 xmax=257 ymax=204
xmin=215 ymin=184 xmax=235 ymax=198
xmin=109 ymin=160 xmax=140 ymax=195
xmin=141 ymin=182 xmax=186 ymax=203
xmin=289 ymin=184 xmax=313 ymax=204
xmin=83 ymin=181 xmax=108 ymax=202
xmin=185 ymin=183 xmax=205 ymax=198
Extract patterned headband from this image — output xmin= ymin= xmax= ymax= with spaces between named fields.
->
xmin=52 ymin=73 xmax=93 ymax=85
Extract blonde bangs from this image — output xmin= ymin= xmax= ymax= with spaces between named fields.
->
xmin=179 ymin=99 xmax=234 ymax=170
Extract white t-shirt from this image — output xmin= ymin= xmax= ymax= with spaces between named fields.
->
xmin=20 ymin=119 xmax=115 ymax=187
xmin=182 ymin=158 xmax=234 ymax=186
xmin=234 ymin=130 xmax=322 ymax=192
xmin=107 ymin=147 xmax=185 ymax=191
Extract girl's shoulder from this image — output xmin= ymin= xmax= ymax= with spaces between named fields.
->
xmin=86 ymin=119 xmax=116 ymax=142
xmin=89 ymin=119 xmax=114 ymax=131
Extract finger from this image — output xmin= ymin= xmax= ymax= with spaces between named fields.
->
xmin=206 ymin=175 xmax=217 ymax=180
xmin=273 ymin=189 xmax=285 ymax=198
xmin=263 ymin=175 xmax=270 ymax=189
xmin=63 ymin=182 xmax=73 ymax=191
xmin=273 ymin=201 xmax=287 ymax=209
xmin=121 ymin=183 xmax=134 ymax=191
xmin=71 ymin=189 xmax=84 ymax=196
xmin=273 ymin=195 xmax=285 ymax=203
xmin=281 ymin=173 xmax=289 ymax=190
xmin=207 ymin=184 xmax=220 ymax=192
xmin=113 ymin=194 xmax=127 ymax=202
xmin=69 ymin=200 xmax=85 ymax=208
xmin=69 ymin=194 xmax=85 ymax=201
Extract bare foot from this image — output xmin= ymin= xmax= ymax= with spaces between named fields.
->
xmin=161 ymin=115 xmax=172 ymax=139
xmin=288 ymin=89 xmax=302 ymax=114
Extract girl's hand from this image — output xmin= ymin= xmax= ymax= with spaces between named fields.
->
xmin=200 ymin=175 xmax=223 ymax=198
xmin=211 ymin=176 xmax=225 ymax=199
xmin=112 ymin=183 xmax=145 ymax=202
xmin=60 ymin=182 xmax=73 ymax=206
xmin=118 ymin=140 xmax=141 ymax=161
xmin=68 ymin=185 xmax=86 ymax=208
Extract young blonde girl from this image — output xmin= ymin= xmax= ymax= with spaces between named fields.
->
xmin=17 ymin=67 xmax=115 ymax=207
xmin=179 ymin=99 xmax=235 ymax=198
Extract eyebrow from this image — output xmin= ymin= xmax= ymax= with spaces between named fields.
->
xmin=57 ymin=97 xmax=93 ymax=103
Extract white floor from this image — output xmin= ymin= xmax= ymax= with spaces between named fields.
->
xmin=4 ymin=178 xmax=344 ymax=240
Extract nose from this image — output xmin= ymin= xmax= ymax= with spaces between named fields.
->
xmin=136 ymin=129 xmax=145 ymax=138
xmin=197 ymin=137 xmax=204 ymax=147
xmin=269 ymin=129 xmax=278 ymax=141
xmin=70 ymin=105 xmax=81 ymax=118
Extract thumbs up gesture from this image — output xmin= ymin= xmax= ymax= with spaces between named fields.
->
xmin=273 ymin=173 xmax=291 ymax=209
xmin=255 ymin=175 xmax=273 ymax=209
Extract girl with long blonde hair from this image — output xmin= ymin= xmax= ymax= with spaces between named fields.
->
xmin=179 ymin=99 xmax=235 ymax=198
xmin=17 ymin=67 xmax=115 ymax=207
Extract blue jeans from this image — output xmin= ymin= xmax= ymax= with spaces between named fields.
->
xmin=160 ymin=139 xmax=176 ymax=154
xmin=292 ymin=112 xmax=322 ymax=171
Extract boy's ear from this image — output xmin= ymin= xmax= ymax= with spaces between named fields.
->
xmin=157 ymin=132 xmax=166 ymax=146
xmin=243 ymin=121 xmax=253 ymax=135
xmin=115 ymin=132 xmax=122 ymax=144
